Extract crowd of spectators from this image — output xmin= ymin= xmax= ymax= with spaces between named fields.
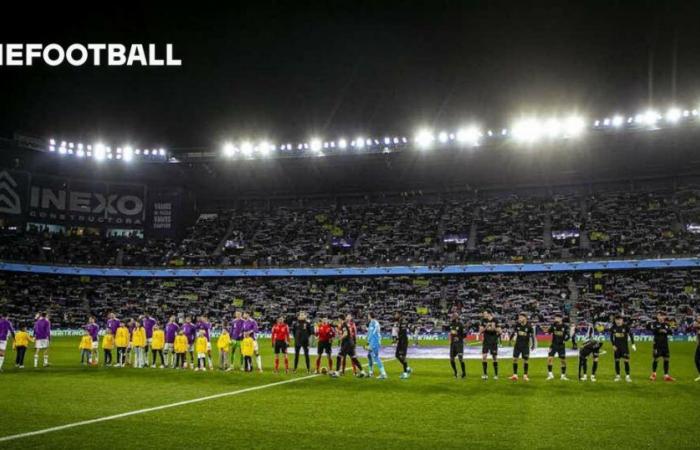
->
xmin=2 ymin=184 xmax=700 ymax=268
xmin=1 ymin=269 xmax=697 ymax=335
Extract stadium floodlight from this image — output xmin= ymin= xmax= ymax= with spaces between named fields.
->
xmin=612 ymin=115 xmax=624 ymax=127
xmin=438 ymin=131 xmax=448 ymax=144
xmin=49 ymin=138 xmax=56 ymax=145
xmin=58 ymin=145 xmax=67 ymax=155
xmin=240 ymin=141 xmax=254 ymax=157
xmin=49 ymin=145 xmax=55 ymax=152
xmin=94 ymin=143 xmax=106 ymax=161
xmin=159 ymin=148 xmax=166 ymax=156
xmin=338 ymin=138 xmax=347 ymax=149
xmin=563 ymin=116 xmax=585 ymax=138
xmin=543 ymin=118 xmax=561 ymax=138
xmin=414 ymin=128 xmax=435 ymax=149
xmin=143 ymin=149 xmax=150 ymax=155
xmin=223 ymin=143 xmax=236 ymax=157
xmin=123 ymin=146 xmax=134 ymax=162
xmin=665 ymin=107 xmax=682 ymax=123
xmin=366 ymin=138 xmax=373 ymax=147
xmin=309 ymin=138 xmax=322 ymax=153
xmin=642 ymin=109 xmax=660 ymax=126
xmin=511 ymin=118 xmax=543 ymax=143
xmin=257 ymin=141 xmax=271 ymax=156
xmin=501 ymin=128 xmax=508 ymax=136
xmin=355 ymin=137 xmax=365 ymax=149
xmin=456 ymin=126 xmax=481 ymax=146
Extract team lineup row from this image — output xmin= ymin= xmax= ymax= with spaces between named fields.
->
xmin=1 ymin=310 xmax=700 ymax=382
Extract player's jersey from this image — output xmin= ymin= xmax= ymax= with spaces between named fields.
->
xmin=609 ymin=324 xmax=633 ymax=346
xmin=649 ymin=321 xmax=671 ymax=347
xmin=106 ymin=318 xmax=120 ymax=335
xmin=271 ymin=323 xmax=290 ymax=343
xmin=14 ymin=330 xmax=30 ymax=347
xmin=143 ymin=317 xmax=156 ymax=339
xmin=195 ymin=336 xmax=208 ymax=354
xmin=367 ymin=319 xmax=381 ymax=348
xmin=83 ymin=323 xmax=99 ymax=341
xmin=512 ymin=322 xmax=535 ymax=347
xmin=132 ymin=327 xmax=146 ymax=347
xmin=292 ymin=320 xmax=313 ymax=344
xmin=197 ymin=321 xmax=212 ymax=341
xmin=397 ymin=318 xmax=409 ymax=346
xmin=182 ymin=322 xmax=197 ymax=344
xmin=102 ymin=334 xmax=114 ymax=350
xmin=0 ymin=317 xmax=15 ymax=341
xmin=79 ymin=335 xmax=93 ymax=350
xmin=217 ymin=332 xmax=231 ymax=350
xmin=316 ymin=323 xmax=335 ymax=342
xmin=347 ymin=320 xmax=357 ymax=343
xmin=449 ymin=320 xmax=465 ymax=344
xmin=548 ymin=322 xmax=568 ymax=346
xmin=115 ymin=327 xmax=130 ymax=347
xmin=174 ymin=335 xmax=188 ymax=353
xmin=164 ymin=322 xmax=180 ymax=344
xmin=242 ymin=319 xmax=259 ymax=339
xmin=340 ymin=322 xmax=353 ymax=346
xmin=481 ymin=317 xmax=499 ymax=344
xmin=34 ymin=318 xmax=51 ymax=340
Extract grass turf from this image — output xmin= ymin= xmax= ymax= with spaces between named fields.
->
xmin=0 ymin=338 xmax=698 ymax=449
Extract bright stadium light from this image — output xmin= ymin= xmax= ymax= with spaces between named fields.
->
xmin=511 ymin=118 xmax=543 ymax=143
xmin=665 ymin=107 xmax=682 ymax=123
xmin=563 ymin=116 xmax=585 ymax=137
xmin=310 ymin=138 xmax=323 ymax=153
xmin=414 ymin=128 xmax=435 ymax=149
xmin=338 ymin=138 xmax=347 ymax=149
xmin=257 ymin=141 xmax=271 ymax=156
xmin=642 ymin=109 xmax=660 ymax=126
xmin=438 ymin=131 xmax=449 ymax=143
xmin=612 ymin=115 xmax=624 ymax=127
xmin=355 ymin=137 xmax=365 ymax=149
xmin=241 ymin=141 xmax=254 ymax=157
xmin=543 ymin=118 xmax=561 ymax=138
xmin=456 ymin=126 xmax=481 ymax=146
xmin=123 ymin=146 xmax=133 ymax=162
xmin=159 ymin=148 xmax=166 ymax=156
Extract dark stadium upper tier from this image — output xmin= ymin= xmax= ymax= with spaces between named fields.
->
xmin=1 ymin=185 xmax=700 ymax=267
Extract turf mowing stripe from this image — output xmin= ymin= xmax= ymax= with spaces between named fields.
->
xmin=0 ymin=357 xmax=397 ymax=442
xmin=0 ymin=374 xmax=318 ymax=442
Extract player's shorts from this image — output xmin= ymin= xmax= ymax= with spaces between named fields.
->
xmin=274 ymin=340 xmax=288 ymax=354
xmin=317 ymin=340 xmax=332 ymax=355
xmin=35 ymin=339 xmax=49 ymax=349
xmin=0 ymin=340 xmax=6 ymax=351
xmin=579 ymin=348 xmax=599 ymax=359
xmin=395 ymin=341 xmax=408 ymax=359
xmin=197 ymin=352 xmax=206 ymax=359
xmin=548 ymin=345 xmax=566 ymax=359
xmin=513 ymin=344 xmax=530 ymax=359
xmin=482 ymin=341 xmax=498 ymax=357
xmin=164 ymin=343 xmax=174 ymax=351
xmin=91 ymin=341 xmax=99 ymax=350
xmin=147 ymin=338 xmax=153 ymax=346
xmin=450 ymin=341 xmax=464 ymax=358
xmin=653 ymin=345 xmax=670 ymax=358
xmin=339 ymin=341 xmax=356 ymax=357
xmin=613 ymin=345 xmax=629 ymax=360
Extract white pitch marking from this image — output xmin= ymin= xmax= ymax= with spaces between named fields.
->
xmin=0 ymin=357 xmax=397 ymax=442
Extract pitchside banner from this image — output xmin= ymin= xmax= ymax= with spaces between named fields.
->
xmin=0 ymin=168 xmax=178 ymax=234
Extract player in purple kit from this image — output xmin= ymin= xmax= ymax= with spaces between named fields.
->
xmin=83 ymin=316 xmax=100 ymax=365
xmin=197 ymin=316 xmax=214 ymax=369
xmin=141 ymin=314 xmax=157 ymax=367
xmin=33 ymin=312 xmax=51 ymax=368
xmin=106 ymin=313 xmax=121 ymax=335
xmin=242 ymin=312 xmax=262 ymax=372
xmin=164 ymin=316 xmax=180 ymax=368
xmin=0 ymin=313 xmax=15 ymax=372
xmin=229 ymin=311 xmax=245 ymax=370
xmin=181 ymin=317 xmax=197 ymax=369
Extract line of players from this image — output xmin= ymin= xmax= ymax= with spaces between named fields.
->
xmin=1 ymin=310 xmax=699 ymax=382
xmin=448 ymin=310 xmax=700 ymax=382
xmin=0 ymin=310 xmax=413 ymax=380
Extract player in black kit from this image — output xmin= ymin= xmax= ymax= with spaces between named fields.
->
xmin=479 ymin=310 xmax=500 ymax=380
xmin=331 ymin=315 xmax=365 ymax=378
xmin=394 ymin=312 xmax=412 ymax=379
xmin=609 ymin=315 xmax=636 ymax=382
xmin=694 ymin=316 xmax=700 ymax=382
xmin=544 ymin=314 xmax=570 ymax=381
xmin=509 ymin=313 xmax=536 ymax=382
xmin=649 ymin=311 xmax=674 ymax=382
xmin=578 ymin=336 xmax=603 ymax=382
xmin=448 ymin=313 xmax=467 ymax=378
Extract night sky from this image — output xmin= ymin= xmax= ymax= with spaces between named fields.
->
xmin=1 ymin=1 xmax=699 ymax=151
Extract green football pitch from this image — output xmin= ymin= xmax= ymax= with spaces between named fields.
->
xmin=0 ymin=338 xmax=698 ymax=449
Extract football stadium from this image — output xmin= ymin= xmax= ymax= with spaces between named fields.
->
xmin=1 ymin=3 xmax=700 ymax=449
